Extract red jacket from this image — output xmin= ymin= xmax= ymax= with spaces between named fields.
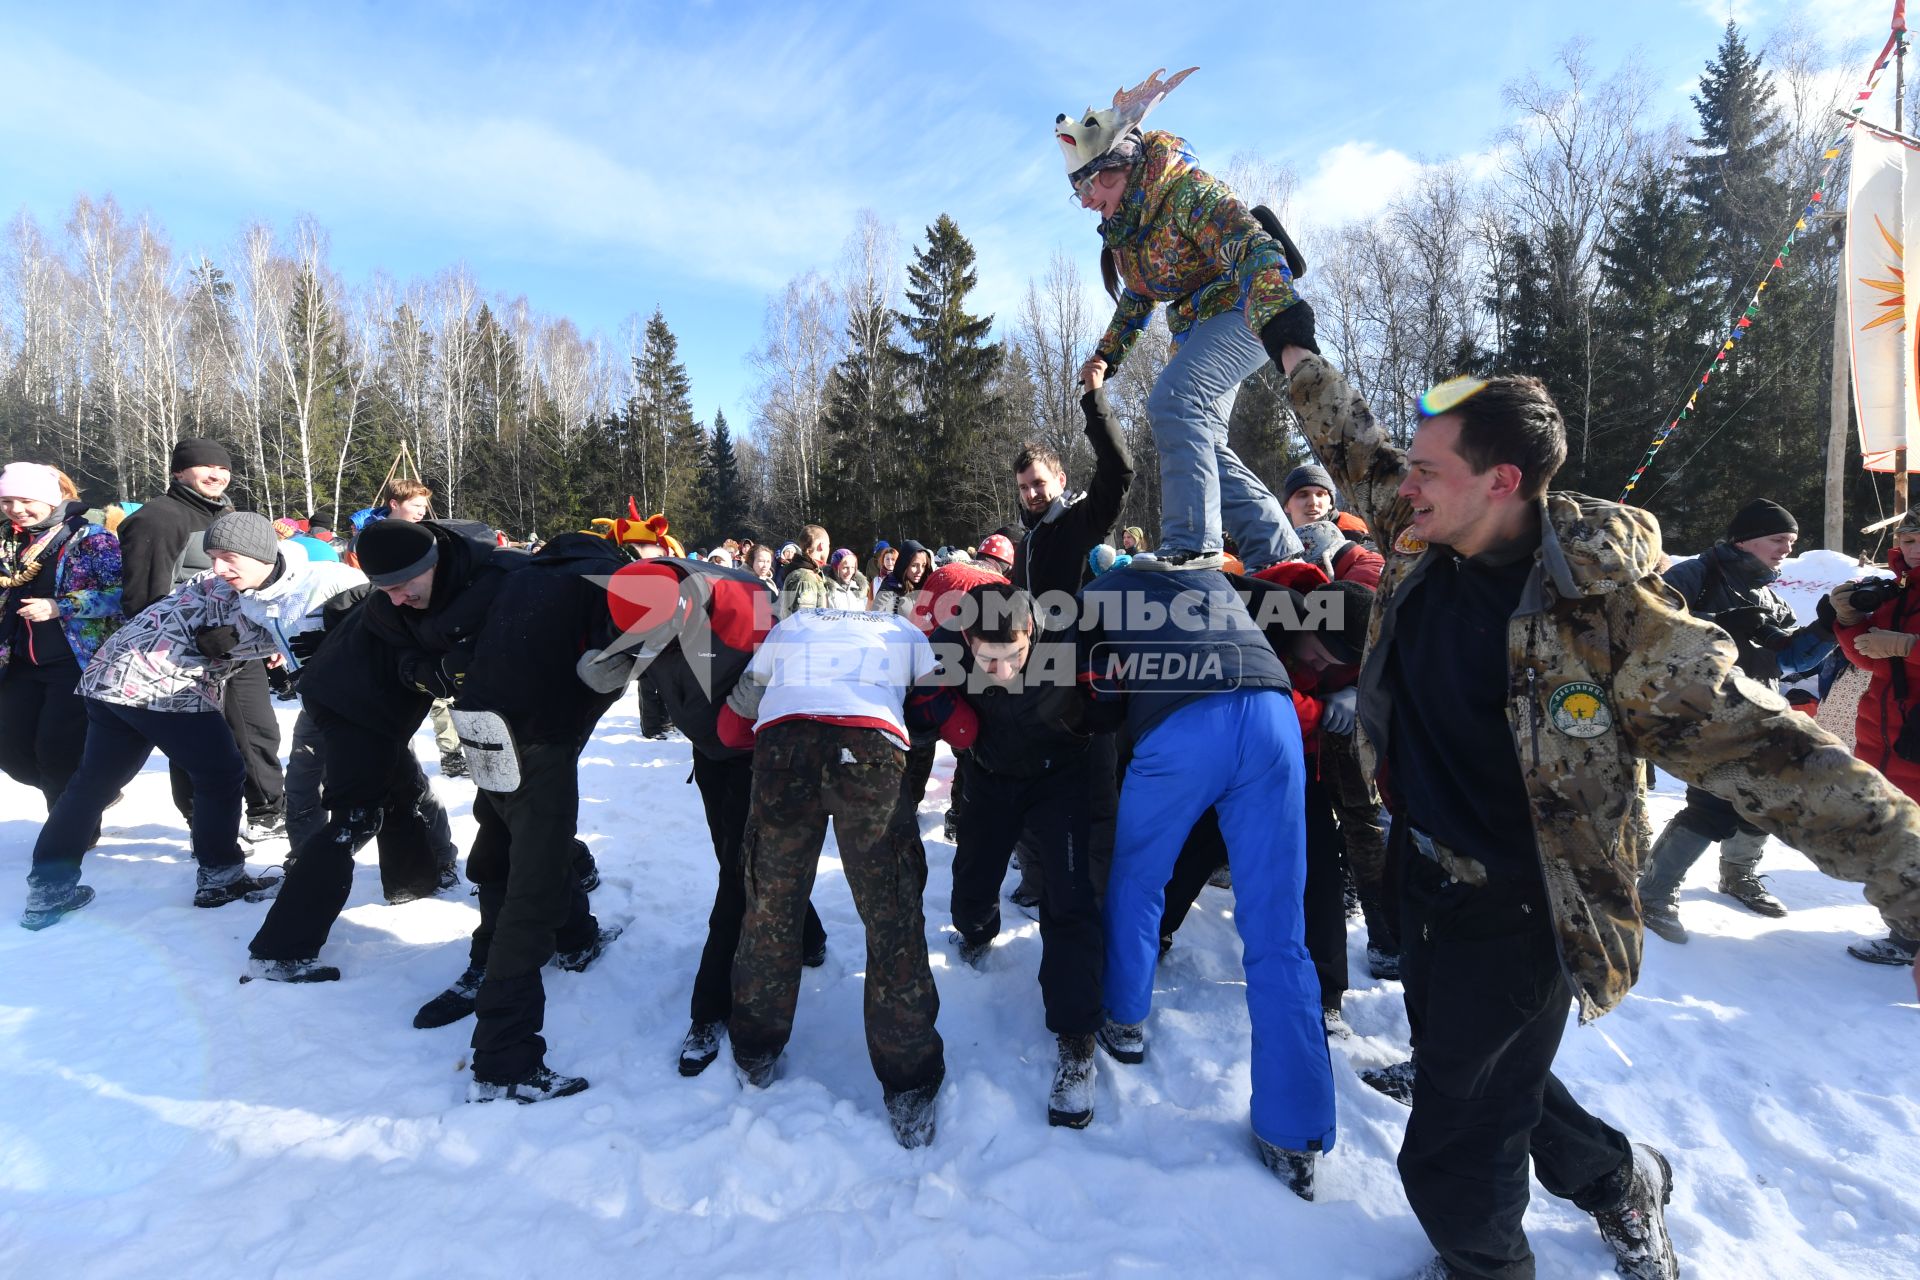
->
xmin=1834 ymin=547 xmax=1920 ymax=800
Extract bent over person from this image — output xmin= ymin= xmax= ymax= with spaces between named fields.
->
xmin=717 ymin=602 xmax=971 ymax=1148
xmin=1278 ymin=339 xmax=1920 ymax=1280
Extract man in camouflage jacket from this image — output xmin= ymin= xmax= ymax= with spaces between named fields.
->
xmin=1277 ymin=344 xmax=1920 ymax=1280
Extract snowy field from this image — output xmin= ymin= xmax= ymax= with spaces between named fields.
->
xmin=2 ymin=548 xmax=1918 ymax=1279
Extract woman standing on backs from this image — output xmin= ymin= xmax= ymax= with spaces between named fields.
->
xmin=0 ymin=463 xmax=124 ymax=818
xmin=1832 ymin=507 xmax=1920 ymax=968
xmin=1060 ymin=67 xmax=1316 ymax=571
xmin=20 ymin=512 xmax=291 ymax=929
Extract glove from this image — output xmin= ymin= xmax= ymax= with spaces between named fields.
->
xmin=1707 ymin=605 xmax=1766 ymax=645
xmin=1735 ymin=647 xmax=1781 ymax=682
xmin=1750 ymin=622 xmax=1794 ymax=652
xmin=193 ymin=624 xmax=240 ymax=659
xmin=1321 ymin=686 xmax=1358 ymax=735
xmin=267 ymin=662 xmax=299 ymax=701
xmin=1258 ymin=298 xmax=1320 ymax=368
xmin=398 ymin=649 xmax=467 ymax=699
xmin=1854 ymin=628 xmax=1918 ymax=661
xmin=288 ymin=628 xmax=329 ymax=665
xmin=575 ymin=647 xmax=639 ymax=694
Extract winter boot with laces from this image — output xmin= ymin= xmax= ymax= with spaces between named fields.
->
xmin=1848 ymin=932 xmax=1920 ymax=965
xmin=1637 ymin=823 xmax=1710 ymax=945
xmin=552 ymin=924 xmax=622 ymax=973
xmin=195 ymin=865 xmax=283 ymax=909
xmin=1366 ymin=944 xmax=1401 ymax=981
xmin=1096 ymin=1017 xmax=1145 ymax=1064
xmin=1048 ymin=1034 xmax=1097 ymax=1129
xmin=1360 ymin=1056 xmax=1416 ymax=1105
xmin=884 ymin=1080 xmax=941 ymax=1149
xmin=467 ymin=1066 xmax=588 ymax=1105
xmin=1591 ymin=1142 xmax=1678 ymax=1279
xmin=242 ymin=956 xmax=341 ymax=984
xmin=439 ymin=747 xmax=469 ymax=779
xmin=678 ymin=1020 xmax=724 ymax=1076
xmin=1717 ymin=833 xmax=1785 ymax=917
xmin=413 ymin=966 xmax=485 ymax=1028
xmin=20 ymin=882 xmax=94 ymax=931
xmin=1254 ymin=1135 xmax=1316 ymax=1201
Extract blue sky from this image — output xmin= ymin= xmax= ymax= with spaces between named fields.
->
xmin=0 ymin=0 xmax=1897 ymax=434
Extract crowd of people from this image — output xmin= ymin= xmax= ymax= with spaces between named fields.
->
xmin=7 ymin=66 xmax=1920 ymax=1280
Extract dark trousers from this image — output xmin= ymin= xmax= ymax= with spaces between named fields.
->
xmin=638 ymin=670 xmax=671 ymax=736
xmin=895 ymin=731 xmax=939 ymax=829
xmin=32 ymin=700 xmax=243 ymax=890
xmin=688 ymin=748 xmax=826 ymax=1025
xmin=1302 ymin=777 xmax=1351 ymax=1011
xmin=467 ymin=741 xmax=599 ymax=1084
xmin=170 ymin=659 xmax=284 ymax=821
xmin=1323 ymin=728 xmax=1395 ymax=952
xmin=0 ymin=659 xmax=87 ymax=811
xmin=249 ymin=715 xmax=449 ymax=961
xmin=1672 ymin=784 xmax=1763 ymax=843
xmin=950 ymin=754 xmax=1103 ymax=1036
xmin=732 ymin=720 xmax=943 ymax=1096
xmin=1398 ymin=854 xmax=1632 ymax=1280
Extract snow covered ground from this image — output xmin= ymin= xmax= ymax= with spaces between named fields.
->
xmin=2 ymin=549 xmax=1917 ymax=1279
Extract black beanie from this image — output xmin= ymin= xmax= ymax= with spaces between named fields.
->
xmin=1283 ymin=462 xmax=1335 ymax=503
xmin=170 ymin=438 xmax=233 ymax=473
xmin=307 ymin=507 xmax=338 ymax=533
xmin=204 ymin=511 xmax=279 ymax=565
xmin=357 ymin=519 xmax=439 ymax=587
xmin=1308 ymin=579 xmax=1375 ymax=665
xmin=1726 ymin=498 xmax=1798 ymax=544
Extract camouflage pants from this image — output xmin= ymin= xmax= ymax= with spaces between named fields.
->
xmin=732 ymin=720 xmax=944 ymax=1095
xmin=1322 ymin=728 xmax=1396 ymax=950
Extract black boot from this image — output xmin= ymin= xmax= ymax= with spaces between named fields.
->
xmin=195 ymin=867 xmax=283 ymax=909
xmin=1254 ymin=1135 xmax=1316 ymax=1201
xmin=413 ymin=966 xmax=485 ymax=1028
xmin=1637 ymin=824 xmax=1710 ymax=945
xmin=1847 ymin=932 xmax=1920 ymax=965
xmin=20 ymin=882 xmax=94 ymax=931
xmin=467 ymin=1066 xmax=587 ymax=1105
xmin=1591 ymin=1143 xmax=1678 ymax=1279
xmin=1360 ymin=1057 xmax=1415 ymax=1106
xmin=552 ymin=925 xmax=622 ymax=973
xmin=679 ymin=1021 xmax=724 ymax=1077
xmin=242 ymin=956 xmax=341 ymax=984
xmin=1048 ymin=1034 xmax=1096 ymax=1129
xmin=885 ymin=1080 xmax=940 ymax=1149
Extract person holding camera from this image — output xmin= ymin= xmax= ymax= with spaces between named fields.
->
xmin=1638 ymin=500 xmax=1835 ymax=942
xmin=1832 ymin=507 xmax=1920 ymax=967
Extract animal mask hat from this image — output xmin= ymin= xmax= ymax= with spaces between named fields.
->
xmin=588 ymin=498 xmax=686 ymax=558
xmin=1055 ymin=67 xmax=1198 ymax=184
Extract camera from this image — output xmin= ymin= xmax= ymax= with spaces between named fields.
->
xmin=1849 ymin=578 xmax=1901 ymax=615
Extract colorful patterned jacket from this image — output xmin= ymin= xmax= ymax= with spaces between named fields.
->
xmin=0 ymin=505 xmax=124 ymax=673
xmin=80 ymin=571 xmax=276 ymax=714
xmin=1093 ymin=131 xmax=1301 ymax=371
xmin=1288 ymin=353 xmax=1920 ymax=1019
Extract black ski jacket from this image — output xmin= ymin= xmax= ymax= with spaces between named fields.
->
xmin=116 ymin=481 xmax=231 ymax=614
xmin=1011 ymin=385 xmax=1133 ymax=606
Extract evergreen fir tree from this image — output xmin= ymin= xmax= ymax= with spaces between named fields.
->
xmin=704 ymin=407 xmax=747 ymax=539
xmin=633 ymin=309 xmax=707 ymax=534
xmin=819 ymin=297 xmax=909 ymax=545
xmin=891 ymin=215 xmax=1004 ymax=542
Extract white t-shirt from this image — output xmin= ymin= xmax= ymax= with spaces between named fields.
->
xmin=745 ymin=608 xmax=938 ymax=745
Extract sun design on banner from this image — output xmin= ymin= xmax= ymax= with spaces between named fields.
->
xmin=1860 ymin=214 xmax=1907 ymax=332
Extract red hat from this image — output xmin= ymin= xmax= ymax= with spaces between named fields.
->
xmin=977 ymin=533 xmax=1015 ymax=567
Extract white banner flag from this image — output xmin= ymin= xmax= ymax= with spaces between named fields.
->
xmin=1846 ymin=126 xmax=1920 ymax=472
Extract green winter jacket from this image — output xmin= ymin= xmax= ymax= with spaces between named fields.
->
xmin=1288 ymin=353 xmax=1920 ymax=1020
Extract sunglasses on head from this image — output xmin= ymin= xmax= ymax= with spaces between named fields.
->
xmin=1417 ymin=375 xmax=1488 ymax=418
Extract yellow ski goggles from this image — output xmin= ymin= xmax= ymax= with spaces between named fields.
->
xmin=1417 ymin=375 xmax=1488 ymax=418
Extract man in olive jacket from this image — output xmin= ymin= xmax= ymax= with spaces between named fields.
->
xmin=1276 ymin=341 xmax=1920 ymax=1280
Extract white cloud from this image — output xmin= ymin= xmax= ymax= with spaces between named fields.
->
xmin=1293 ymin=141 xmax=1428 ymax=230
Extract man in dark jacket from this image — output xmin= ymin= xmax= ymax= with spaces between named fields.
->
xmin=1639 ymin=499 xmax=1836 ymax=939
xmin=934 ymin=582 xmax=1104 ymax=1129
xmin=1078 ymin=565 xmax=1334 ymax=1199
xmin=441 ymin=531 xmax=626 ymax=1103
xmin=117 ymin=438 xmax=285 ymax=838
xmin=1010 ymin=385 xmax=1134 ymax=605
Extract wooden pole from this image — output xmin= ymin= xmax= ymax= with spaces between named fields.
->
xmin=1901 ymin=37 xmax=1912 ymax=515
xmin=1829 ymin=264 xmax=1851 ymax=549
